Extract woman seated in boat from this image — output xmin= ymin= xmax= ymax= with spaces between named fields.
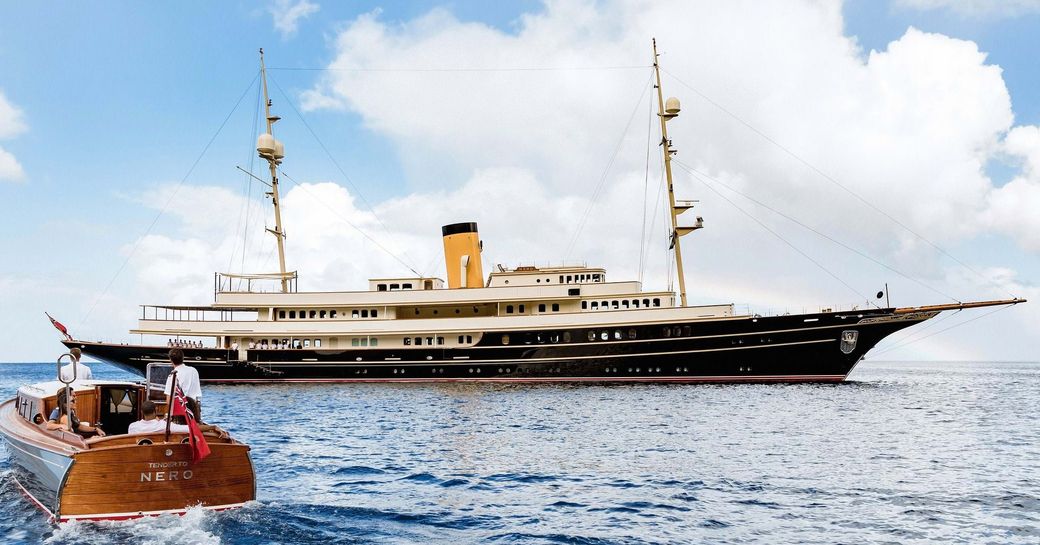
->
xmin=44 ymin=389 xmax=106 ymax=437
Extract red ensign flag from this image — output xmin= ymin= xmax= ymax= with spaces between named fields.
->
xmin=45 ymin=312 xmax=71 ymax=340
xmin=171 ymin=385 xmax=210 ymax=463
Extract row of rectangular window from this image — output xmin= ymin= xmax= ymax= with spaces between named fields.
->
xmin=581 ymin=298 xmax=661 ymax=310
xmin=505 ymin=303 xmax=560 ymax=314
xmin=278 ymin=308 xmax=380 ymax=320
xmin=498 ymin=325 xmax=693 ymax=345
xmin=403 ymin=336 xmax=444 ymax=346
xmin=251 ymin=338 xmax=322 ymax=349
xmin=557 ymin=273 xmax=601 ymax=284
xmin=376 ymin=282 xmax=414 ymax=291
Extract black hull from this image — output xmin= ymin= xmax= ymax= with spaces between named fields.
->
xmin=66 ymin=309 xmax=934 ymax=384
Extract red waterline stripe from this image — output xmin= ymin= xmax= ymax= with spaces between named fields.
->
xmin=203 ymin=375 xmax=846 ymax=384
xmin=12 ymin=477 xmax=56 ymax=523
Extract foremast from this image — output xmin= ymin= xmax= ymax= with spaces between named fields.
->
xmin=257 ymin=48 xmax=290 ymax=293
xmin=653 ymin=38 xmax=703 ymax=307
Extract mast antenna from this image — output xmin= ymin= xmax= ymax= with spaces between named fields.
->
xmin=257 ymin=48 xmax=290 ymax=293
xmin=653 ymin=38 xmax=703 ymax=308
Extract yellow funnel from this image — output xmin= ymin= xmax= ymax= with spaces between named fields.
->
xmin=442 ymin=222 xmax=483 ymax=289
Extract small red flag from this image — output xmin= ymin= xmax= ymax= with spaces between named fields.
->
xmin=171 ymin=385 xmax=210 ymax=463
xmin=45 ymin=312 xmax=72 ymax=340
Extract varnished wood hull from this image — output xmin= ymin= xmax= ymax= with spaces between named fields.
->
xmin=1 ymin=399 xmax=255 ymax=522
xmin=59 ymin=437 xmax=255 ymax=521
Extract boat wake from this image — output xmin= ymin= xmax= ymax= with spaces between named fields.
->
xmin=44 ymin=504 xmax=241 ymax=545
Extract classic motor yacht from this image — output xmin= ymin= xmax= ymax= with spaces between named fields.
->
xmin=0 ymin=358 xmax=255 ymax=522
xmin=62 ymin=44 xmax=1025 ymax=384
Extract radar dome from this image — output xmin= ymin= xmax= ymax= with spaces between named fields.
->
xmin=257 ymin=134 xmax=276 ymax=156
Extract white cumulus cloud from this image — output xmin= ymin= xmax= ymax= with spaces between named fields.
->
xmin=269 ymin=0 xmax=320 ymax=39
xmin=0 ymin=90 xmax=27 ymax=182
xmin=114 ymin=0 xmax=1038 ymax=361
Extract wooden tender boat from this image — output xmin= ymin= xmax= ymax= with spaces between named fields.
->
xmin=0 ymin=359 xmax=255 ymax=522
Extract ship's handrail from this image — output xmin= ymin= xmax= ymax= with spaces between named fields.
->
xmin=140 ymin=305 xmax=259 ymax=322
xmin=215 ymin=271 xmax=298 ymax=295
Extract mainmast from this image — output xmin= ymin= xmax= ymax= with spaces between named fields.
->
xmin=257 ymin=48 xmax=290 ymax=293
xmin=652 ymin=38 xmax=703 ymax=307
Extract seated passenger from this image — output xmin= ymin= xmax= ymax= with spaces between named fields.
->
xmin=128 ymin=400 xmax=227 ymax=438
xmin=45 ymin=389 xmax=105 ymax=436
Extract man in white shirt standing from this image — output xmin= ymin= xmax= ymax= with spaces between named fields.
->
xmin=163 ymin=348 xmax=203 ymax=422
xmin=59 ymin=348 xmax=92 ymax=382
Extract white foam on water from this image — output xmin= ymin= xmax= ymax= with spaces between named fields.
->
xmin=46 ymin=505 xmax=221 ymax=545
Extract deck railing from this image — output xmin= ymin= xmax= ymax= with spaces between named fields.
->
xmin=214 ymin=271 xmax=298 ymax=296
xmin=140 ymin=306 xmax=259 ymax=322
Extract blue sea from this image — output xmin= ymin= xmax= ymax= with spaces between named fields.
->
xmin=0 ymin=360 xmax=1037 ymax=544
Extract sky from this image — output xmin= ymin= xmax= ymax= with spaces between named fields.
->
xmin=1 ymin=0 xmax=1038 ymax=362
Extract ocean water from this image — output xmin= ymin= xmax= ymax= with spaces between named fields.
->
xmin=0 ymin=360 xmax=1037 ymax=545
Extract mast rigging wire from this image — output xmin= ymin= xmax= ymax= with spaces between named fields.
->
xmin=269 ymin=65 xmax=651 ymax=73
xmin=869 ymin=304 xmax=1011 ymax=358
xmin=640 ymin=157 xmax=666 ymax=285
xmin=637 ymin=93 xmax=654 ymax=285
xmin=672 ymin=161 xmax=877 ymax=306
xmin=277 ymin=169 xmax=423 ymax=277
xmin=661 ymin=68 xmax=1015 ymax=300
xmin=228 ymin=76 xmax=264 ymax=290
xmin=565 ymin=69 xmax=655 ymax=259
xmin=78 ymin=71 xmax=261 ymax=329
xmin=868 ymin=307 xmax=961 ymax=356
xmin=672 ymin=159 xmax=961 ymax=303
xmin=268 ymin=76 xmax=422 ymax=276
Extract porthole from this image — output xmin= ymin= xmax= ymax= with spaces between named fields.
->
xmin=600 ymin=331 xmax=609 ymax=341
xmin=613 ymin=330 xmax=622 ymax=340
xmin=426 ymin=356 xmax=433 ymax=360
xmin=588 ymin=331 xmax=596 ymax=341
xmin=635 ymin=367 xmax=641 ymax=373
xmin=355 ymin=357 xmax=362 ymax=361
xmin=502 ymin=334 xmax=510 ymax=345
xmin=628 ymin=329 xmax=637 ymax=340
